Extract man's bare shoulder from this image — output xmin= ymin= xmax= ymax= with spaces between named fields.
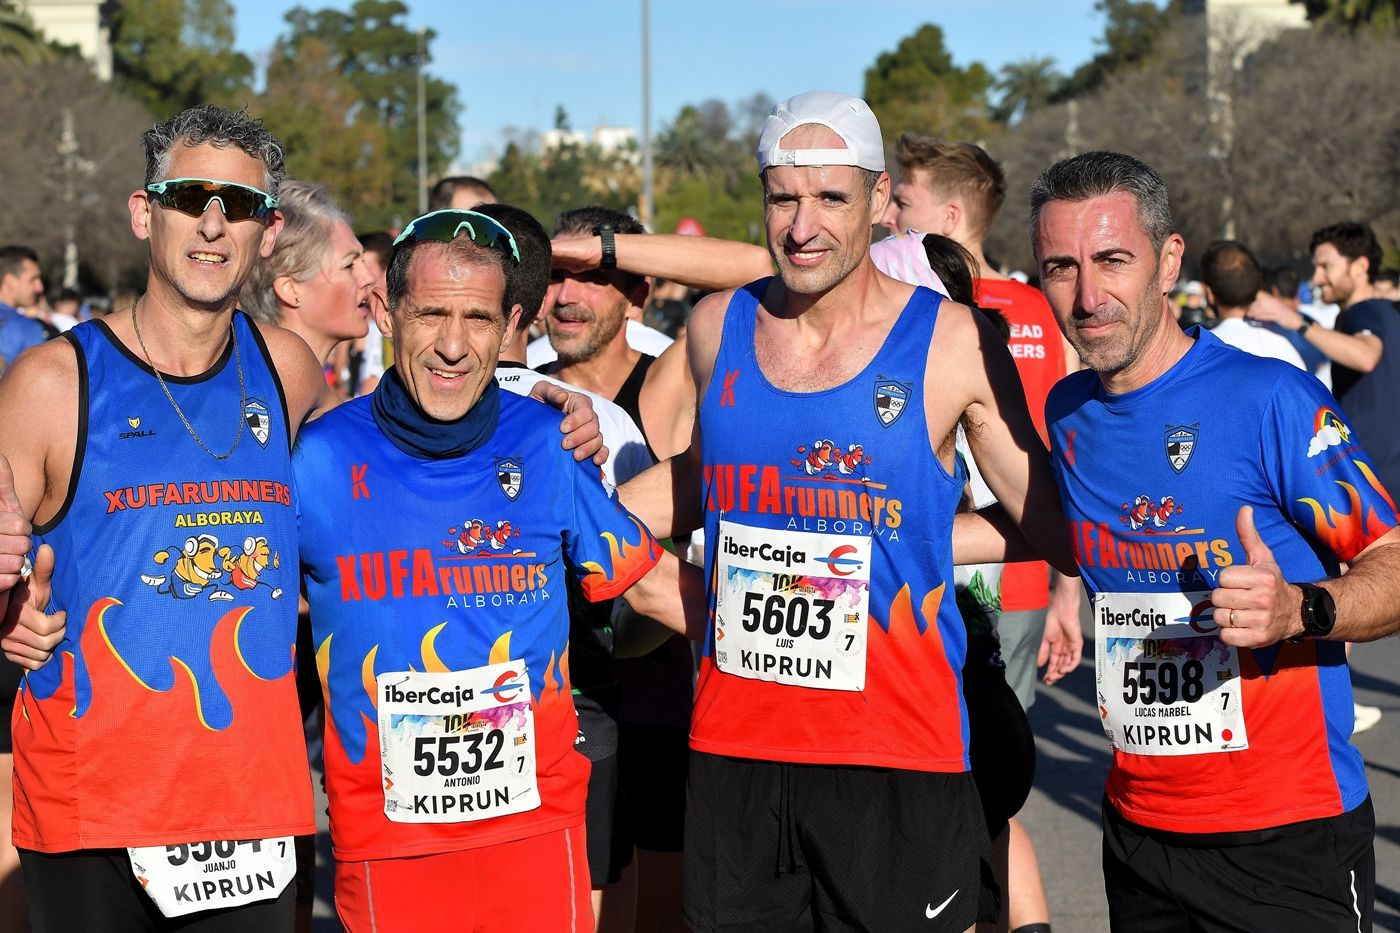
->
xmin=249 ymin=319 xmax=327 ymax=429
xmin=0 ymin=339 xmax=80 ymax=516
xmin=686 ymin=289 xmax=735 ymax=376
xmin=0 ymin=338 xmax=80 ymax=414
xmin=927 ymin=298 xmax=1017 ymax=396
xmin=929 ymin=297 xmax=983 ymax=350
xmin=647 ymin=332 xmax=694 ymax=395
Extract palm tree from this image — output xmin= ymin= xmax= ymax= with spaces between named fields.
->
xmin=0 ymin=1 xmax=52 ymax=64
xmin=655 ymin=105 xmax=730 ymax=178
xmin=994 ymin=56 xmax=1063 ymax=124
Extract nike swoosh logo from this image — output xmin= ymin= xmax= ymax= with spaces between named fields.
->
xmin=925 ymin=889 xmax=958 ymax=919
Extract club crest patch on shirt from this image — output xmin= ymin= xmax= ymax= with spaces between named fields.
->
xmin=245 ymin=398 xmax=271 ymax=447
xmin=873 ymin=380 xmax=911 ymax=428
xmin=1165 ymin=424 xmax=1198 ymax=474
xmin=496 ymin=458 xmax=523 ymax=501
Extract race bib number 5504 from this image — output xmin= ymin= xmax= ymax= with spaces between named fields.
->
xmin=1095 ymin=591 xmax=1248 ymax=757
xmin=714 ymin=519 xmax=871 ymax=691
xmin=377 ymin=663 xmax=539 ymax=824
xmin=128 ymin=837 xmax=294 ymax=918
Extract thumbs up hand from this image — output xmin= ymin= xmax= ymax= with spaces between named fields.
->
xmin=2 ymin=543 xmax=66 ymax=670
xmin=0 ymin=453 xmax=32 ymax=594
xmin=1210 ymin=506 xmax=1304 ymax=648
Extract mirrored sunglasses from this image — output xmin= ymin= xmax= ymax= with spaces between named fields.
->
xmin=393 ymin=209 xmax=521 ymax=264
xmin=145 ymin=177 xmax=279 ymax=223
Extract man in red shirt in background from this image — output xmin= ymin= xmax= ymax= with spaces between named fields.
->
xmin=882 ymin=135 xmax=1081 ymax=933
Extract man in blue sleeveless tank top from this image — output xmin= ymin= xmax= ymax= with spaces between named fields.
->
xmin=0 ymin=105 xmax=329 ymax=933
xmin=620 ymin=91 xmax=1078 ymax=933
xmin=1021 ymin=151 xmax=1400 ymax=931
xmin=0 ymin=109 xmax=608 ymax=933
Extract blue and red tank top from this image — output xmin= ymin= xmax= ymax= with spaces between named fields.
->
xmin=693 ymin=280 xmax=971 ymax=772
xmin=18 ymin=312 xmax=313 ymax=852
xmin=1048 ymin=328 xmax=1396 ymax=833
xmin=294 ymin=387 xmax=659 ymax=861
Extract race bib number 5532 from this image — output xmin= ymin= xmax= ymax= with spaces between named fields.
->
xmin=1095 ymin=591 xmax=1248 ymax=757
xmin=377 ymin=663 xmax=539 ymax=823
xmin=714 ymin=519 xmax=871 ymax=691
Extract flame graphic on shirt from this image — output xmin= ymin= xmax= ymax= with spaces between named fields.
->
xmin=580 ymin=516 xmax=661 ymax=600
xmin=1296 ymin=461 xmax=1397 ymax=561
xmin=867 ymin=582 xmax=965 ymax=761
xmin=13 ymin=598 xmax=308 ymax=848
xmin=319 ymin=624 xmax=573 ymax=768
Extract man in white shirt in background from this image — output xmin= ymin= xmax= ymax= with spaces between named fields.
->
xmin=1201 ymin=240 xmax=1305 ymax=369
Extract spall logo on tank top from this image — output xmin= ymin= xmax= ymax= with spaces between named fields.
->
xmin=705 ymin=439 xmax=904 ymax=541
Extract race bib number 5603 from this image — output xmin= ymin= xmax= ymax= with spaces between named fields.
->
xmin=377 ymin=663 xmax=539 ymax=824
xmin=1095 ymin=591 xmax=1248 ymax=757
xmin=714 ymin=519 xmax=871 ymax=691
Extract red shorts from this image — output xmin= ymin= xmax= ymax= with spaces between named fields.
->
xmin=334 ymin=823 xmax=592 ymax=932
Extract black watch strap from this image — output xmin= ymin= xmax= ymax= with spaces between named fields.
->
xmin=1297 ymin=316 xmax=1313 ymax=336
xmin=595 ymin=225 xmax=617 ymax=270
xmin=1295 ymin=582 xmax=1337 ymax=640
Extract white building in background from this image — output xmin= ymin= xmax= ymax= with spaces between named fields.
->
xmin=1184 ymin=0 xmax=1308 ymax=70
xmin=1183 ymin=0 xmax=1308 ymax=238
xmin=540 ymin=125 xmax=637 ymax=160
xmin=16 ymin=0 xmax=113 ymax=80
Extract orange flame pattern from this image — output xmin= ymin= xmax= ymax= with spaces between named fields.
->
xmin=865 ymin=582 xmax=965 ymax=762
xmin=314 ymin=624 xmax=582 ymax=861
xmin=12 ymin=599 xmax=311 ymax=850
xmin=580 ymin=516 xmax=661 ymax=601
xmin=1297 ymin=461 xmax=1397 ymax=561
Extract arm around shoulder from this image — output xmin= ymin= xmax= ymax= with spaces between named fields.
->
xmin=937 ymin=306 xmax=1077 ymax=575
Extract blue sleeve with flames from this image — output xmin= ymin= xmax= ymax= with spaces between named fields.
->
xmin=564 ymin=455 xmax=660 ymax=602
xmin=1264 ymin=371 xmax=1398 ymax=562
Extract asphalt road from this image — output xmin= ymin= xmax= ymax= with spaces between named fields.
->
xmin=311 ymin=617 xmax=1400 ymax=931
xmin=1020 ymin=610 xmax=1400 ymax=932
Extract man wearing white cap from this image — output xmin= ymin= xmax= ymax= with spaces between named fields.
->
xmin=621 ymin=91 xmax=1075 ymax=932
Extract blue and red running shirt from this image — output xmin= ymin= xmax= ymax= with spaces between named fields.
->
xmin=1048 ymin=327 xmax=1396 ymax=833
xmin=694 ymin=281 xmax=972 ymax=773
xmin=293 ymin=389 xmax=659 ymax=862
xmin=19 ymin=313 xmax=312 ymax=852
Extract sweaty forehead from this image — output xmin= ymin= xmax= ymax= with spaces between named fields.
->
xmin=779 ymin=124 xmax=846 ymax=152
xmin=405 ymin=247 xmax=505 ymax=305
xmin=1036 ymin=192 xmax=1146 ymax=256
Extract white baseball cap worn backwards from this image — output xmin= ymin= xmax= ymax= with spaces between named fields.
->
xmin=756 ymin=91 xmax=886 ymax=173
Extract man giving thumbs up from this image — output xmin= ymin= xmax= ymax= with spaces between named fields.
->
xmin=1030 ymin=151 xmax=1400 ymax=932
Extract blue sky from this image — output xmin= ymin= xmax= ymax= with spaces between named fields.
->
xmin=232 ymin=0 xmax=1111 ymax=171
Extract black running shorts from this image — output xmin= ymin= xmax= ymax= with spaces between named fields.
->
xmin=683 ymin=752 xmax=997 ymax=932
xmin=20 ymin=847 xmax=296 ymax=933
xmin=1102 ymin=796 xmax=1375 ymax=933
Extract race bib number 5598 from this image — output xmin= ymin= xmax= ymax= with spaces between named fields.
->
xmin=714 ymin=519 xmax=871 ymax=691
xmin=1095 ymin=591 xmax=1248 ymax=757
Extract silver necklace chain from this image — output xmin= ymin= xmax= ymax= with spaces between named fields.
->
xmin=130 ymin=298 xmax=245 ymax=461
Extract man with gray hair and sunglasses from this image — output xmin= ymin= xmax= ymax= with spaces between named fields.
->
xmin=0 ymin=105 xmax=607 ymax=932
xmin=1024 ymin=150 xmax=1400 ymax=930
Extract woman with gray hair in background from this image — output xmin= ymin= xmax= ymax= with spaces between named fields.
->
xmin=244 ymin=180 xmax=375 ymax=929
xmin=243 ymin=181 xmax=375 ymax=380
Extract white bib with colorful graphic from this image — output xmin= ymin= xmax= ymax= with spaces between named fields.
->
xmin=377 ymin=663 xmax=539 ymax=823
xmin=1095 ymin=590 xmax=1249 ymax=757
xmin=713 ymin=519 xmax=871 ymax=691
